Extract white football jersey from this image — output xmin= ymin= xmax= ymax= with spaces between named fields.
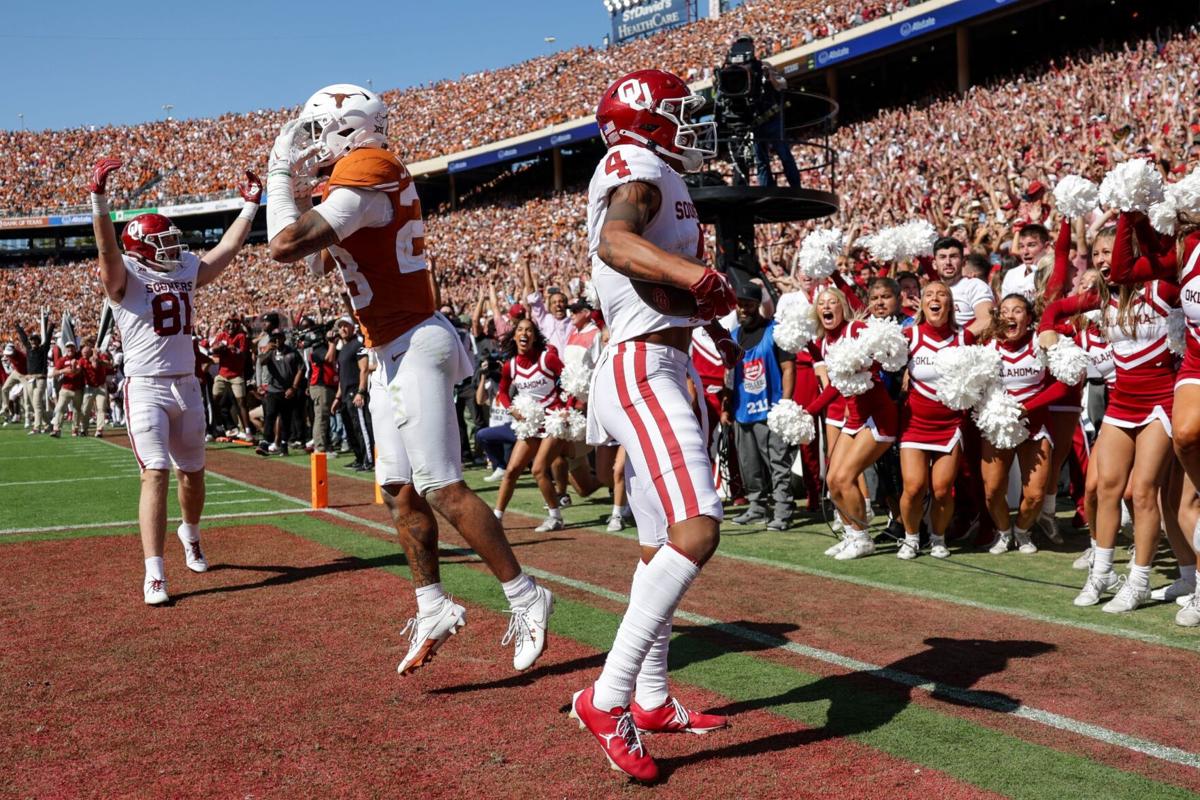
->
xmin=949 ymin=276 xmax=993 ymax=328
xmin=587 ymin=144 xmax=703 ymax=345
xmin=111 ymin=252 xmax=200 ymax=377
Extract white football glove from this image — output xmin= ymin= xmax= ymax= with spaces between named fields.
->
xmin=269 ymin=119 xmax=321 ymax=185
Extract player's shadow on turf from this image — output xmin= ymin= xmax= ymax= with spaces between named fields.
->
xmin=173 ymin=554 xmax=406 ymax=600
xmin=430 ymin=652 xmax=609 ymax=695
xmin=656 ymin=637 xmax=1054 ymax=781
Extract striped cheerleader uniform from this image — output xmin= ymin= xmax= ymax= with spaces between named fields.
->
xmin=813 ymin=322 xmax=849 ymax=429
xmin=497 ymin=346 xmax=565 ymax=435
xmin=811 ymin=319 xmax=899 ymax=442
xmin=989 ymin=333 xmax=1054 ymax=445
xmin=900 ymin=323 xmax=971 ymax=452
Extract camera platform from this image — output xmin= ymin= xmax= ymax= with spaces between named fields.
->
xmin=689 ymin=184 xmax=839 ymax=225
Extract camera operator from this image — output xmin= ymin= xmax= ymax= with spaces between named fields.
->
xmin=255 ymin=331 xmax=303 ymax=457
xmin=715 ymin=35 xmax=800 ymax=189
xmin=307 ymin=323 xmax=340 ymax=454
xmin=330 ymin=317 xmax=374 ymax=472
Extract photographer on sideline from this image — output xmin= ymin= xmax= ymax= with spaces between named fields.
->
xmin=255 ymin=331 xmax=303 ymax=457
xmin=715 ymin=35 xmax=800 ymax=188
xmin=307 ymin=324 xmax=340 ymax=454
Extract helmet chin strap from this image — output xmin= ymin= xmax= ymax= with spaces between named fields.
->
xmin=616 ymin=128 xmax=692 ymax=172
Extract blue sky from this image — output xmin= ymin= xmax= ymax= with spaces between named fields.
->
xmin=0 ymin=0 xmax=620 ymax=131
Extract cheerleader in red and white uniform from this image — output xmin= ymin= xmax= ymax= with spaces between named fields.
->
xmin=493 ymin=318 xmax=569 ymax=531
xmin=1040 ymin=233 xmax=1180 ymax=612
xmin=897 ymin=281 xmax=972 ymax=560
xmin=980 ymin=294 xmax=1075 ymax=556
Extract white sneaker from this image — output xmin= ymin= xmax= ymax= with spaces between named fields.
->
xmin=237 ymin=430 xmax=254 ymax=442
xmin=1102 ymin=577 xmax=1150 ymax=614
xmin=988 ymin=530 xmax=1012 ymax=555
xmin=896 ymin=540 xmax=919 ymax=560
xmin=397 ymin=598 xmax=467 ymax=675
xmin=606 ymin=514 xmax=625 ymax=532
xmin=1036 ymin=512 xmax=1063 ymax=544
xmin=835 ymin=535 xmax=875 ymax=560
xmin=1151 ymin=577 xmax=1196 ymax=602
xmin=503 ymin=585 xmax=553 ymax=671
xmin=929 ymin=541 xmax=951 ymax=559
xmin=823 ymin=536 xmax=847 ymax=557
xmin=1074 ymin=571 xmax=1119 ymax=607
xmin=482 ymin=467 xmax=506 ymax=483
xmin=144 ymin=576 xmax=169 ymax=605
xmin=534 ymin=516 xmax=564 ymax=532
xmin=1176 ymin=593 xmax=1200 ymax=627
xmin=1072 ymin=546 xmax=1094 ymax=571
xmin=177 ymin=527 xmax=208 ymax=573
xmin=1014 ymin=529 xmax=1038 ymax=555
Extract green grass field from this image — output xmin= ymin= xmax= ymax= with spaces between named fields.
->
xmin=4 ymin=425 xmax=1199 ymax=798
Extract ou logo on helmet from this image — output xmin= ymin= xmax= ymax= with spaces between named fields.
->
xmin=617 ymin=79 xmax=653 ymax=110
xmin=126 ymin=219 xmax=143 ymax=240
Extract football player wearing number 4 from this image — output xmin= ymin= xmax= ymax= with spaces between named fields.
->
xmin=570 ymin=70 xmax=738 ymax=783
xmin=89 ymin=158 xmax=262 ymax=606
xmin=265 ymin=84 xmax=553 ymax=676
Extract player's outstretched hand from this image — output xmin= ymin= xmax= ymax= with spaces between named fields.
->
xmin=715 ymin=334 xmax=743 ymax=369
xmin=690 ymin=269 xmax=736 ymax=321
xmin=88 ymin=158 xmax=123 ymax=194
xmin=239 ymin=170 xmax=263 ymax=204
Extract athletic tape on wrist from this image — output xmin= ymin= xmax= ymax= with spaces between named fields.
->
xmin=237 ymin=202 xmax=259 ymax=222
xmin=90 ymin=193 xmax=109 ymax=217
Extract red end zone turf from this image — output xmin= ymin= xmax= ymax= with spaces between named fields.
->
xmin=1 ymin=523 xmax=1004 ymax=799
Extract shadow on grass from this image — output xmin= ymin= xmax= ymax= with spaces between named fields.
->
xmin=175 ymin=553 xmax=407 ymax=600
xmin=656 ymin=636 xmax=1055 ymax=782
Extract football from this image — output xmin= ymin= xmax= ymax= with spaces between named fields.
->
xmin=631 ymin=279 xmax=697 ymax=317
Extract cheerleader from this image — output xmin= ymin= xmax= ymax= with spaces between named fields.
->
xmin=1040 ymin=228 xmax=1180 ymax=612
xmin=493 ymin=319 xmax=569 ymax=531
xmin=980 ymin=294 xmax=1070 ymax=555
xmin=897 ymin=281 xmax=971 ymax=559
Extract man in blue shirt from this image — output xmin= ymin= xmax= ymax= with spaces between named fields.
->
xmin=722 ymin=284 xmax=796 ymax=530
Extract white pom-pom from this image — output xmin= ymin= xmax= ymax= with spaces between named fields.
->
xmin=1043 ymin=338 xmax=1090 ymax=386
xmin=1169 ymin=308 xmax=1186 ymax=356
xmin=895 ymin=219 xmax=937 ymax=261
xmin=543 ymin=407 xmax=587 ymax=441
xmin=1098 ymin=159 xmax=1165 ymax=213
xmin=1053 ymin=175 xmax=1099 ymax=218
xmin=972 ymin=385 xmax=1030 ymax=449
xmin=1149 ymin=199 xmax=1179 ymax=236
xmin=824 ymin=335 xmax=874 ymax=397
xmin=860 ymin=227 xmax=902 ymax=263
xmin=934 ymin=345 xmax=1001 ymax=410
xmin=773 ymin=297 xmax=819 ymax=353
xmin=566 ymin=407 xmax=587 ymax=442
xmin=1167 ymin=169 xmax=1200 ymax=216
xmin=798 ymin=227 xmax=843 ymax=279
xmin=767 ymin=399 xmax=816 ymax=446
xmin=584 ymin=280 xmax=599 ymax=309
xmin=560 ymin=361 xmax=592 ymax=401
xmin=858 ymin=316 xmax=909 ymax=372
xmin=510 ymin=395 xmax=546 ymax=440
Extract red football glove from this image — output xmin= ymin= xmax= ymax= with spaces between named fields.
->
xmin=88 ymin=158 xmax=123 ymax=194
xmin=689 ymin=269 xmax=736 ymax=321
xmin=714 ymin=334 xmax=743 ymax=369
xmin=239 ymin=170 xmax=263 ymax=204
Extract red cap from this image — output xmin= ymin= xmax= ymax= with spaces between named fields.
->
xmin=1023 ymin=181 xmax=1046 ymax=201
xmin=508 ymin=303 xmax=526 ymax=319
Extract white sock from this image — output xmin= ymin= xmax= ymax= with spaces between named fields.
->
xmin=178 ymin=522 xmax=200 ymax=543
xmin=1128 ymin=563 xmax=1152 ymax=590
xmin=1092 ymin=547 xmax=1115 ymax=575
xmin=593 ymin=545 xmax=699 ymax=711
xmin=1042 ymin=493 xmax=1055 ymax=516
xmin=630 ymin=561 xmax=671 ymax=710
xmin=493 ymin=508 xmax=503 ymax=520
xmin=611 ymin=504 xmax=623 ymax=517
xmin=414 ymin=582 xmax=447 ymax=615
xmin=500 ymin=572 xmax=537 ymax=606
xmin=548 ymin=506 xmax=562 ymax=521
xmin=930 ymin=534 xmax=946 ymax=547
xmin=904 ymin=534 xmax=919 ymax=548
xmin=1181 ymin=564 xmax=1197 ymax=584
xmin=145 ymin=556 xmax=164 ymax=581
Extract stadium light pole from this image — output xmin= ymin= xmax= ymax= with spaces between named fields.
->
xmin=17 ymin=113 xmax=24 ymax=131
xmin=162 ymin=103 xmax=174 ymax=121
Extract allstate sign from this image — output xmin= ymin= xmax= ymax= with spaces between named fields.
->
xmin=612 ymin=0 xmax=687 ymax=45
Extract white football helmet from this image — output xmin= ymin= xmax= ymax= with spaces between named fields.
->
xmin=297 ymin=83 xmax=389 ymax=168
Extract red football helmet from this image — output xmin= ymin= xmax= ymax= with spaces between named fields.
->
xmin=596 ymin=69 xmax=716 ymax=172
xmin=121 ymin=213 xmax=188 ymax=271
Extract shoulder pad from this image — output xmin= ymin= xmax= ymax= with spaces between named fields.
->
xmin=328 ymin=148 xmax=406 ymax=190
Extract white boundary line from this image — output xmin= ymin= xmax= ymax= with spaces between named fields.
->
xmin=0 ymin=474 xmax=138 ymax=487
xmin=205 ymin=498 xmax=272 ymax=506
xmin=0 ymin=507 xmax=314 ymax=536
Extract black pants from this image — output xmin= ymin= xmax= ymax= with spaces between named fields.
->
xmin=262 ymin=392 xmax=292 ymax=448
xmin=339 ymin=399 xmax=374 ymax=466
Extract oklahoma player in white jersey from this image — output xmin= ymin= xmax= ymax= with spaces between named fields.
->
xmin=567 ymin=69 xmax=737 ymax=783
xmin=264 ymin=83 xmax=552 ymax=675
xmin=88 ymin=158 xmax=261 ymax=605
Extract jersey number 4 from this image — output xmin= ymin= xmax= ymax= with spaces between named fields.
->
xmin=604 ymin=152 xmax=631 ymax=179
xmin=151 ymin=292 xmax=193 ymax=336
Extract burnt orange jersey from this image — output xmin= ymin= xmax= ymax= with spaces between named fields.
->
xmin=323 ymin=148 xmax=435 ymax=347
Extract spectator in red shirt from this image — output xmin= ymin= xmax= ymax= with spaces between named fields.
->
xmin=50 ymin=341 xmax=85 ymax=437
xmin=209 ymin=317 xmax=253 ymax=440
xmin=79 ymin=342 xmax=113 ymax=437
xmin=2 ymin=342 xmax=29 ymax=427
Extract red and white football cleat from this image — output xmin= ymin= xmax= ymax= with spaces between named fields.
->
xmin=631 ymin=696 xmax=729 ymax=734
xmin=569 ymin=686 xmax=658 ymax=782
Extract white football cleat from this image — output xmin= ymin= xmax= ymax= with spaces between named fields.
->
xmin=177 ymin=527 xmax=208 ymax=573
xmin=503 ymin=584 xmax=553 ymax=671
xmin=1175 ymin=593 xmax=1200 ymax=627
xmin=482 ymin=467 xmax=506 ymax=483
xmin=144 ymin=576 xmax=169 ymax=606
xmin=1102 ymin=577 xmax=1149 ymax=614
xmin=1150 ymin=577 xmax=1196 ymax=602
xmin=834 ymin=534 xmax=875 ymax=560
xmin=606 ymin=513 xmax=626 ymax=532
xmin=1074 ymin=571 xmax=1119 ymax=607
xmin=397 ymin=597 xmax=467 ymax=676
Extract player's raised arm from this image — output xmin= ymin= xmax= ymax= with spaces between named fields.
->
xmin=265 ymin=120 xmax=338 ymax=268
xmin=196 ymin=171 xmax=262 ymax=288
xmin=89 ymin=158 xmax=127 ymax=302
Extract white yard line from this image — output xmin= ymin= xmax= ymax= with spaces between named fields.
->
xmin=0 ymin=474 xmax=138 ymax=487
xmin=0 ymin=507 xmax=314 ymax=536
xmin=205 ymin=498 xmax=271 ymax=506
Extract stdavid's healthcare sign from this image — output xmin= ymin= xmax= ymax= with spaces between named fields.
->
xmin=611 ymin=0 xmax=688 ymax=45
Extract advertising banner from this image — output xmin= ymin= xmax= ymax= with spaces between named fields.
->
xmin=611 ymin=0 xmax=688 ymax=45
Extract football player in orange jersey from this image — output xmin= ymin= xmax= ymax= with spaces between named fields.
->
xmin=265 ymin=84 xmax=553 ymax=675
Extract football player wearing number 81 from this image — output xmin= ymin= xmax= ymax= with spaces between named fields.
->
xmin=265 ymin=84 xmax=553 ymax=677
xmin=89 ymin=158 xmax=262 ymax=606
